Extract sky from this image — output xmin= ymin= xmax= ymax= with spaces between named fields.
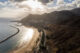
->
xmin=0 ymin=0 xmax=80 ymax=18
xmin=0 ymin=0 xmax=8 ymax=2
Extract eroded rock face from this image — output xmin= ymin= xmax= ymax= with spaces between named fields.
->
xmin=21 ymin=8 xmax=80 ymax=53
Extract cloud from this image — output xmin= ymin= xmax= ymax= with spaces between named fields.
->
xmin=0 ymin=7 xmax=27 ymax=18
xmin=9 ymin=0 xmax=54 ymax=4
xmin=49 ymin=0 xmax=80 ymax=11
xmin=38 ymin=0 xmax=53 ymax=4
xmin=9 ymin=0 xmax=26 ymax=2
xmin=57 ymin=0 xmax=65 ymax=5
xmin=8 ymin=0 xmax=80 ymax=11
xmin=0 ymin=1 xmax=27 ymax=18
xmin=0 ymin=2 xmax=4 ymax=5
xmin=0 ymin=0 xmax=47 ymax=18
xmin=0 ymin=2 xmax=7 ymax=6
xmin=0 ymin=0 xmax=80 ymax=18
xmin=14 ymin=0 xmax=48 ymax=14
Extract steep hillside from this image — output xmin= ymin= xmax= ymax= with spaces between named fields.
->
xmin=20 ymin=8 xmax=80 ymax=53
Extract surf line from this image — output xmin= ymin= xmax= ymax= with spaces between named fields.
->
xmin=0 ymin=26 xmax=20 ymax=44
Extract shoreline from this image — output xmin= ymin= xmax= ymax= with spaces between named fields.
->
xmin=0 ymin=26 xmax=20 ymax=44
xmin=10 ymin=28 xmax=40 ymax=53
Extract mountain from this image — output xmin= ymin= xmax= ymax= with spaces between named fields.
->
xmin=21 ymin=8 xmax=80 ymax=28
xmin=71 ymin=8 xmax=80 ymax=16
xmin=20 ymin=8 xmax=80 ymax=53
